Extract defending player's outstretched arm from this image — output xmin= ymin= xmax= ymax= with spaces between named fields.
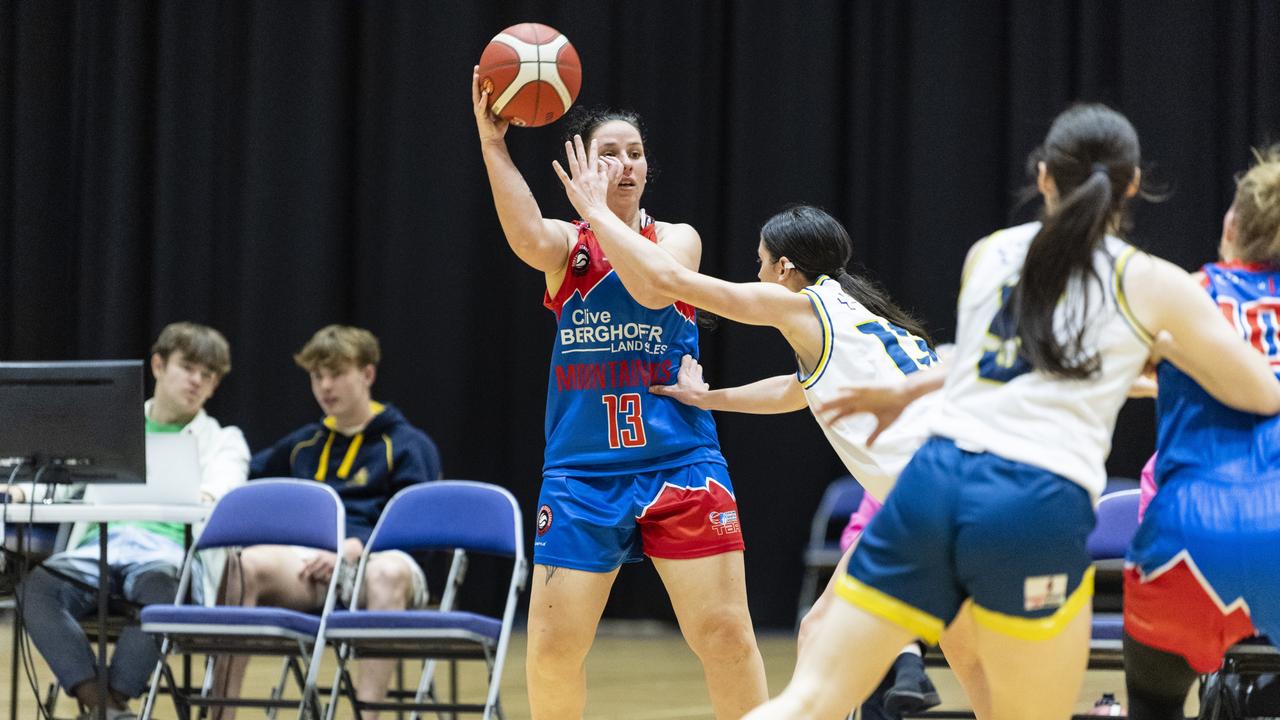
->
xmin=554 ymin=135 xmax=820 ymax=351
xmin=649 ymin=354 xmax=808 ymax=414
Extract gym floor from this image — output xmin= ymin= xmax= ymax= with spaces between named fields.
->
xmin=1 ymin=616 xmax=1184 ymax=719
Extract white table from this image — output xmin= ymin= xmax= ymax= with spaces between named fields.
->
xmin=4 ymin=502 xmax=210 ymax=720
xmin=3 ymin=502 xmax=208 ymax=524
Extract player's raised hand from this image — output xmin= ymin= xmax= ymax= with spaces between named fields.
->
xmin=471 ymin=66 xmax=510 ymax=143
xmin=650 ymin=354 xmax=711 ymax=409
xmin=553 ymin=135 xmax=618 ymax=219
xmin=815 ymin=379 xmax=911 ymax=446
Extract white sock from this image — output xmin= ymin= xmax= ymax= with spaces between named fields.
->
xmin=899 ymin=642 xmax=921 ymax=657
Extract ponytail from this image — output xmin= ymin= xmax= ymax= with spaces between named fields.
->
xmin=1015 ymin=104 xmax=1141 ymax=379
xmin=834 ymin=270 xmax=933 ymax=346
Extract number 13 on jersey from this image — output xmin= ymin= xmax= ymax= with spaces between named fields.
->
xmin=602 ymin=393 xmax=647 ymax=449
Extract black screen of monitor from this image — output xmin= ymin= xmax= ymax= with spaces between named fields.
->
xmin=0 ymin=360 xmax=145 ymax=484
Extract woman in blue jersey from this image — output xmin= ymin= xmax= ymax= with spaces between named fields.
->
xmin=472 ymin=72 xmax=768 ymax=719
xmin=1123 ymin=149 xmax=1280 ymax=720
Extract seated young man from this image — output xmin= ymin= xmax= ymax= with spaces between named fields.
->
xmin=13 ymin=322 xmax=250 ymax=720
xmin=215 ymin=324 xmax=441 ymax=720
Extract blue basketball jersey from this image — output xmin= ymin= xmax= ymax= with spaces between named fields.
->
xmin=1155 ymin=261 xmax=1280 ymax=486
xmin=542 ymin=214 xmax=724 ymax=476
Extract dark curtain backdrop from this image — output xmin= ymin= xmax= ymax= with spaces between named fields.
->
xmin=3 ymin=1 xmax=1278 ymax=628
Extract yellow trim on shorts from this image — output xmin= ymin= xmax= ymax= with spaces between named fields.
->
xmin=1113 ymin=247 xmax=1155 ymax=345
xmin=836 ymin=574 xmax=946 ymax=645
xmin=969 ymin=566 xmax=1095 ymax=641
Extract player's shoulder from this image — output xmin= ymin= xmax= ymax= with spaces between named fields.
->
xmin=654 ymin=220 xmax=700 ymax=242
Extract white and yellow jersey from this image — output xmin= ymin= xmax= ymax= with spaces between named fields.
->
xmin=798 ymin=275 xmax=940 ymax=501
xmin=932 ymin=222 xmax=1152 ymax=498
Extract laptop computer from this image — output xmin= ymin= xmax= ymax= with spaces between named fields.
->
xmin=82 ymin=434 xmax=204 ymax=506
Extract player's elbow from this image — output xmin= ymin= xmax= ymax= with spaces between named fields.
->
xmin=648 ymin=266 xmax=684 ymax=298
xmin=1261 ymin=385 xmax=1280 ymax=416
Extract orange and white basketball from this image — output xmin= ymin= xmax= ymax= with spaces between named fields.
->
xmin=477 ymin=23 xmax=582 ymax=128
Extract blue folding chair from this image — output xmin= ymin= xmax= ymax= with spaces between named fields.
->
xmin=139 ymin=479 xmax=344 ymax=720
xmin=321 ymin=480 xmax=526 ymax=720
xmin=796 ymin=476 xmax=865 ymax=628
xmin=1084 ymin=488 xmax=1141 ymax=670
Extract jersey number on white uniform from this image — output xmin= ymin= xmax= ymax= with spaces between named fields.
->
xmin=978 ymin=284 xmax=1032 ymax=383
xmin=602 ymin=393 xmax=647 ymax=449
xmin=855 ymin=320 xmax=937 ymax=375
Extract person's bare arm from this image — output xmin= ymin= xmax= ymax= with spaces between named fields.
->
xmin=553 ymin=136 xmax=820 ymax=357
xmin=650 ymin=356 xmax=808 ymax=414
xmin=1124 ymin=251 xmax=1280 ymax=415
xmin=814 ymin=365 xmax=946 ymax=445
xmin=472 ymin=68 xmax=576 ymax=275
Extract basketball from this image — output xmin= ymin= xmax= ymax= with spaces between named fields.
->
xmin=477 ymin=23 xmax=581 ymax=128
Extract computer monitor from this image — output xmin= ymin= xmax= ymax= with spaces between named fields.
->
xmin=0 ymin=360 xmax=145 ymax=484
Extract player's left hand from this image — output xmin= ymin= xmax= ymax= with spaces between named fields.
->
xmin=650 ymin=354 xmax=711 ymax=409
xmin=553 ymin=135 xmax=621 ymax=219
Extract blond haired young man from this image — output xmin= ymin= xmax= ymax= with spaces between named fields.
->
xmin=215 ymin=325 xmax=440 ymax=720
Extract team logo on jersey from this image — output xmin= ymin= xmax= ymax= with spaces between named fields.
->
xmin=571 ymin=246 xmax=591 ymax=275
xmin=1023 ymin=573 xmax=1068 ymax=611
xmin=537 ymin=504 xmax=554 ymax=536
xmin=708 ymin=509 xmax=740 ymax=536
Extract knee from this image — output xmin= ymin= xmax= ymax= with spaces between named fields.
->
xmin=128 ymin=566 xmax=180 ymax=605
xmin=684 ymin=606 xmax=759 ymax=665
xmin=361 ymin=557 xmax=412 ymax=610
xmin=526 ymin=624 xmax=592 ymax=677
xmin=227 ymin=546 xmax=277 ymax=604
xmin=17 ymin=567 xmax=59 ymax=603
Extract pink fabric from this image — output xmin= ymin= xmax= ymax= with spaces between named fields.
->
xmin=1138 ymin=453 xmax=1157 ymax=521
xmin=839 ymin=493 xmax=883 ymax=552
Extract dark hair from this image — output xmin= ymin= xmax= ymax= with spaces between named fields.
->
xmin=1015 ymin=103 xmax=1141 ymax=379
xmin=760 ymin=205 xmax=932 ymax=345
xmin=563 ymin=107 xmax=645 ymax=146
xmin=562 ymin=107 xmax=658 ymax=186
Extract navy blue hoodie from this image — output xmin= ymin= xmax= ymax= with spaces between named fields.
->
xmin=250 ymin=402 xmax=441 ymax=544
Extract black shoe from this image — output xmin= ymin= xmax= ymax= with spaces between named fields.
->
xmin=882 ymin=652 xmax=941 ymax=716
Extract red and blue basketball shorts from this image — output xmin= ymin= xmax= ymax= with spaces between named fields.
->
xmin=1124 ymin=472 xmax=1280 ymax=673
xmin=532 ymin=461 xmax=744 ymax=572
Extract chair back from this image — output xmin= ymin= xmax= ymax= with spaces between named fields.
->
xmin=1103 ymin=476 xmax=1140 ymax=495
xmin=195 ymin=479 xmax=343 ymax=552
xmin=366 ymin=481 xmax=519 ymax=557
xmin=1087 ymin=489 xmax=1141 ymax=560
xmin=808 ymin=476 xmax=864 ymax=547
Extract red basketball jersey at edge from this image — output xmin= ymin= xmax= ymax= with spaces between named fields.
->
xmin=478 ymin=23 xmax=581 ymax=128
